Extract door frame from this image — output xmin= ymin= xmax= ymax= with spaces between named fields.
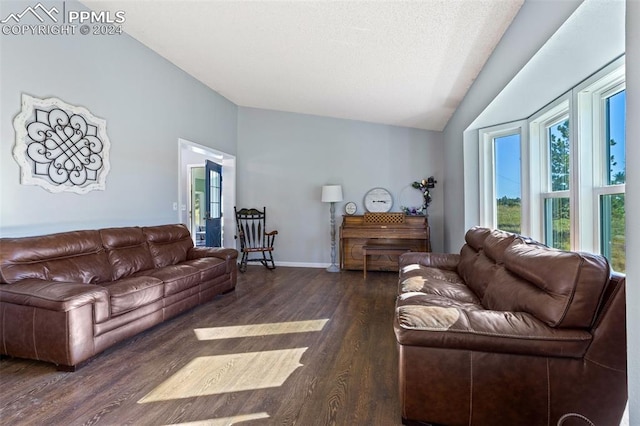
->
xmin=178 ymin=138 xmax=236 ymax=249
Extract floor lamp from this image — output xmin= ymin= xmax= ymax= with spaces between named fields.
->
xmin=321 ymin=184 xmax=343 ymax=272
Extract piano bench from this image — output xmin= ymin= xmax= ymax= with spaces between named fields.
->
xmin=362 ymin=245 xmax=412 ymax=279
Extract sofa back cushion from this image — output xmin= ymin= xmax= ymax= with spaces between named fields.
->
xmin=142 ymin=224 xmax=194 ymax=268
xmin=0 ymin=230 xmax=112 ymax=284
xmin=100 ymin=227 xmax=155 ymax=280
xmin=458 ymin=228 xmax=515 ymax=299
xmin=482 ymin=238 xmax=610 ymax=328
xmin=456 ymin=227 xmax=489 ymax=286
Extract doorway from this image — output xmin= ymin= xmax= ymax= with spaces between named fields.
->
xmin=188 ymin=165 xmax=206 ymax=246
xmin=178 ymin=139 xmax=236 ymax=249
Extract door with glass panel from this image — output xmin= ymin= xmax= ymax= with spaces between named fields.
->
xmin=205 ymin=160 xmax=222 ymax=247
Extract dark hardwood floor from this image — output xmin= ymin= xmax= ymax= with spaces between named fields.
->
xmin=0 ymin=267 xmax=403 ymax=426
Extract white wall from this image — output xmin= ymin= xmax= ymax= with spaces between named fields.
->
xmin=237 ymin=107 xmax=444 ymax=266
xmin=625 ymin=0 xmax=639 ymax=422
xmin=0 ymin=0 xmax=237 ymax=237
xmin=443 ymin=0 xmax=636 ymax=421
xmin=442 ymin=0 xmax=583 ymax=251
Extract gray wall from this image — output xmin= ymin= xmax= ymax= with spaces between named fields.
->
xmin=0 ymin=0 xmax=237 ymax=237
xmin=237 ymin=107 xmax=444 ymax=266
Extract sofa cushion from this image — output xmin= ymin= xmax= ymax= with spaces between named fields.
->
xmin=395 ymin=291 xmax=592 ymax=358
xmin=103 ymin=276 xmax=164 ymax=316
xmin=100 ymin=227 xmax=155 ymax=280
xmin=401 ymin=264 xmax=462 ymax=284
xmin=399 ymin=267 xmax=479 ymax=304
xmin=143 ymin=264 xmax=201 ymax=296
xmin=459 ymin=229 xmax=516 ymax=299
xmin=464 ymin=252 xmax=500 ymax=300
xmin=0 ymin=230 xmax=112 ymax=284
xmin=182 ymin=257 xmax=227 ymax=282
xmin=143 ymin=225 xmax=193 ymax=268
xmin=456 ymin=245 xmax=480 ymax=288
xmin=482 ymin=229 xmax=517 ymax=263
xmin=456 ymin=227 xmax=491 ymax=298
xmin=483 ymin=238 xmax=610 ymax=328
xmin=464 ymin=226 xmax=491 ymax=251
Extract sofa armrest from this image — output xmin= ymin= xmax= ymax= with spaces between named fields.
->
xmin=188 ymin=247 xmax=238 ymax=262
xmin=0 ymin=279 xmax=109 ymax=323
xmin=399 ymin=252 xmax=460 ymax=271
xmin=188 ymin=247 xmax=239 ymax=273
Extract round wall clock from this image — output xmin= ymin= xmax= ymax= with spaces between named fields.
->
xmin=345 ymin=201 xmax=357 ymax=215
xmin=364 ymin=187 xmax=393 ymax=212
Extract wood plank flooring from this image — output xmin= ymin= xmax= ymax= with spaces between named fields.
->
xmin=0 ymin=267 xmax=403 ymax=426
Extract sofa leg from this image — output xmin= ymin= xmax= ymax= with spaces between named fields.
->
xmin=56 ymin=358 xmax=90 ymax=372
xmin=56 ymin=364 xmax=77 ymax=372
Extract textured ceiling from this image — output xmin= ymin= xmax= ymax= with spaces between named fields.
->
xmin=81 ymin=0 xmax=523 ymax=131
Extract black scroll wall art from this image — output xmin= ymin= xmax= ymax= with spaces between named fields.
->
xmin=13 ymin=94 xmax=111 ymax=194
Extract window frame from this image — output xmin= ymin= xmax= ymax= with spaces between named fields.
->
xmin=574 ymin=58 xmax=625 ymax=256
xmin=529 ymin=95 xmax=572 ymax=246
xmin=478 ymin=56 xmax=625 ymax=270
xmin=478 ymin=120 xmax=528 ymax=231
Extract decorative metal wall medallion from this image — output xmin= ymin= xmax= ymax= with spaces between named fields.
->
xmin=12 ymin=94 xmax=111 ymax=194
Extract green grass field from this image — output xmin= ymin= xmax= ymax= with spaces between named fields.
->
xmin=497 ymin=204 xmax=521 ymax=234
xmin=497 ymin=202 xmax=625 ymax=273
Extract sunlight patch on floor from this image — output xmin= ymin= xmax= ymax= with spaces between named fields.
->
xmin=138 ymin=348 xmax=307 ymax=403
xmin=193 ymin=319 xmax=329 ymax=340
xmin=164 ymin=412 xmax=270 ymax=425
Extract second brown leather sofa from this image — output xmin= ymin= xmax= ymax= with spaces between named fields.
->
xmin=0 ymin=223 xmax=238 ymax=371
xmin=394 ymin=227 xmax=627 ymax=426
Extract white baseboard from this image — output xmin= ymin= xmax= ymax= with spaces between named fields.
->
xmin=274 ymin=261 xmax=330 ymax=268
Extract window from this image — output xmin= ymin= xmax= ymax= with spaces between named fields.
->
xmin=479 ymin=57 xmax=625 ymax=272
xmin=538 ymin=109 xmax=571 ymax=250
xmin=598 ymin=88 xmax=626 ymax=272
xmin=495 ymin=134 xmax=522 ymax=233
xmin=479 ymin=122 xmax=526 ymax=233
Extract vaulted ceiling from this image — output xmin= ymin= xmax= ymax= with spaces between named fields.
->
xmin=82 ymin=1 xmax=523 ymax=131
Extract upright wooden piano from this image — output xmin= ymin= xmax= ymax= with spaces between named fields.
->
xmin=339 ymin=213 xmax=430 ymax=272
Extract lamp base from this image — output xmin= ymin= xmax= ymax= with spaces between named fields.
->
xmin=326 ymin=264 xmax=340 ymax=273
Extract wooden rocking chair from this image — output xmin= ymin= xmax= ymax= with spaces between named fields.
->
xmin=234 ymin=207 xmax=278 ymax=272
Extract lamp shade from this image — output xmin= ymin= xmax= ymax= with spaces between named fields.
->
xmin=321 ymin=185 xmax=343 ymax=202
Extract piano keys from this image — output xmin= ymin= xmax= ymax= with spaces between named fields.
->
xmin=339 ymin=213 xmax=430 ymax=271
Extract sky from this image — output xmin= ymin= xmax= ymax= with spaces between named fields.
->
xmin=495 ymin=134 xmax=521 ymax=199
xmin=608 ymin=90 xmax=626 ymax=183
xmin=494 ymin=89 xmax=626 ymax=199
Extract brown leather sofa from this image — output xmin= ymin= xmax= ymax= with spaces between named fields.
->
xmin=394 ymin=227 xmax=627 ymax=426
xmin=0 ymin=224 xmax=238 ymax=371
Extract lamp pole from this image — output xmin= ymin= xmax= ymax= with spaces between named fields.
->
xmin=321 ymin=184 xmax=343 ymax=272
xmin=327 ymin=201 xmax=339 ymax=272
